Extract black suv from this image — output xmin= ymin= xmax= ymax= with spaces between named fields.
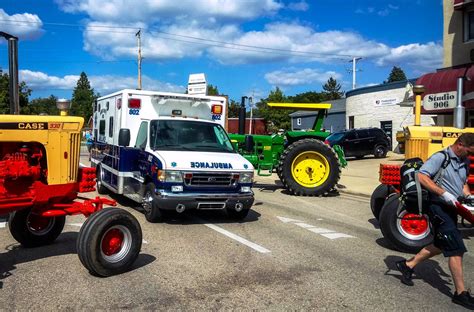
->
xmin=325 ymin=128 xmax=391 ymax=158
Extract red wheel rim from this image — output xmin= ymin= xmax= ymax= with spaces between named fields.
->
xmin=400 ymin=213 xmax=428 ymax=236
xmin=101 ymin=228 xmax=124 ymax=256
xmin=27 ymin=214 xmax=52 ymax=232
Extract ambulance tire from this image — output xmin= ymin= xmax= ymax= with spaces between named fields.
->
xmin=379 ymin=194 xmax=433 ymax=253
xmin=370 ymin=184 xmax=395 ymax=220
xmin=143 ymin=183 xmax=163 ymax=223
xmin=96 ymin=165 xmax=108 ymax=195
xmin=8 ymin=207 xmax=65 ymax=248
xmin=77 ymin=208 xmax=142 ymax=277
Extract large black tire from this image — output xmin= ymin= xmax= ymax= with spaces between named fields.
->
xmin=142 ymin=183 xmax=163 ymax=223
xmin=379 ymin=194 xmax=433 ymax=253
xmin=77 ymin=208 xmax=142 ymax=277
xmin=8 ymin=207 xmax=65 ymax=248
xmin=374 ymin=144 xmax=388 ymax=158
xmin=96 ymin=165 xmax=108 ymax=195
xmin=370 ymin=184 xmax=395 ymax=220
xmin=278 ymin=139 xmax=341 ymax=196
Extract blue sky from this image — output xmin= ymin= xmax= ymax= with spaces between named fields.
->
xmin=0 ymin=0 xmax=443 ymax=103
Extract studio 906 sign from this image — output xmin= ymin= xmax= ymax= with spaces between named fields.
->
xmin=423 ymin=91 xmax=457 ymax=111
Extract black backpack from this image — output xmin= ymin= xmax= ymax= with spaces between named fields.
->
xmin=400 ymin=151 xmax=450 ymax=214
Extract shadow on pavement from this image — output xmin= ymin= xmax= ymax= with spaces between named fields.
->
xmin=0 ymin=231 xmax=155 ymax=288
xmin=108 ymin=191 xmax=262 ymax=225
xmin=383 ymin=255 xmax=453 ymax=298
xmin=161 ymin=209 xmax=262 ymax=225
xmin=368 ymin=218 xmax=380 ymax=229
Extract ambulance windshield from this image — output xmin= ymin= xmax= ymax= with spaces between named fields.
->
xmin=150 ymin=120 xmax=235 ymax=153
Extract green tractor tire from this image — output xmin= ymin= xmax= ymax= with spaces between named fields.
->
xmin=278 ymin=139 xmax=341 ymax=196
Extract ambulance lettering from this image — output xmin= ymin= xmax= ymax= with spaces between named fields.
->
xmin=190 ymin=161 xmax=233 ymax=169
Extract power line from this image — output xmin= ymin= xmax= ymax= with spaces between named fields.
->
xmin=0 ymin=18 xmax=362 ymax=60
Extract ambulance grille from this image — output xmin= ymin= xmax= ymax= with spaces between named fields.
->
xmin=69 ymin=133 xmax=80 ymax=181
xmin=184 ymin=172 xmax=235 ymax=187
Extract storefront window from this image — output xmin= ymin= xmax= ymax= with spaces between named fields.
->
xmin=464 ymin=10 xmax=474 ymax=41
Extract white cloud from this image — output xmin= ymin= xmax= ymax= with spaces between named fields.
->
xmin=376 ymin=42 xmax=443 ymax=71
xmin=55 ymin=0 xmax=283 ymax=22
xmin=80 ymin=19 xmax=440 ymax=73
xmin=264 ymin=68 xmax=342 ymax=87
xmin=20 ymin=70 xmax=184 ymax=93
xmin=287 ymin=1 xmax=309 ymax=11
xmin=0 ymin=9 xmax=44 ymax=40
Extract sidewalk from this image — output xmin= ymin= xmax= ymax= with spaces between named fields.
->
xmin=337 ymin=152 xmax=404 ymax=197
xmin=253 ymin=152 xmax=404 ymax=198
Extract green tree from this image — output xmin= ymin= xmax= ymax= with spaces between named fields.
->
xmin=289 ymin=91 xmax=324 ymax=103
xmin=21 ymin=95 xmax=59 ymax=115
xmin=255 ymin=87 xmax=294 ymax=132
xmin=228 ymin=99 xmax=241 ymax=118
xmin=322 ymin=77 xmax=344 ymax=100
xmin=385 ymin=66 xmax=407 ymax=83
xmin=207 ymin=84 xmax=219 ymax=95
xmin=0 ymin=70 xmax=31 ymax=114
xmin=70 ymin=72 xmax=96 ymax=122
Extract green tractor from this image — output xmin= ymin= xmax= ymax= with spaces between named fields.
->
xmin=228 ymin=102 xmax=346 ymax=196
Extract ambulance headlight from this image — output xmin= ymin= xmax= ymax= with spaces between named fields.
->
xmin=239 ymin=172 xmax=253 ymax=184
xmin=158 ymin=170 xmax=183 ymax=183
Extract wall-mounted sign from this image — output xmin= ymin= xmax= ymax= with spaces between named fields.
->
xmin=375 ymin=97 xmax=399 ymax=106
xmin=423 ymin=91 xmax=457 ymax=111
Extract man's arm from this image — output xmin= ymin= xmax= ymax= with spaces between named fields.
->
xmin=464 ymin=183 xmax=471 ymax=197
xmin=418 ymin=171 xmax=458 ymax=207
xmin=418 ymin=172 xmax=445 ymax=196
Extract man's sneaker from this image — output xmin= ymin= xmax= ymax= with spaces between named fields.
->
xmin=452 ymin=291 xmax=474 ymax=310
xmin=396 ymin=260 xmax=414 ymax=286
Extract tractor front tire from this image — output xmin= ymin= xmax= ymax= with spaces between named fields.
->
xmin=8 ymin=207 xmax=65 ymax=248
xmin=379 ymin=194 xmax=433 ymax=253
xmin=77 ymin=208 xmax=142 ymax=277
xmin=279 ymin=139 xmax=341 ymax=196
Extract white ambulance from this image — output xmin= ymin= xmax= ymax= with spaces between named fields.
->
xmin=90 ymin=85 xmax=254 ymax=222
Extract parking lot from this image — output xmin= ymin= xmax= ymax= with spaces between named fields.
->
xmin=1 ymin=166 xmax=473 ymax=310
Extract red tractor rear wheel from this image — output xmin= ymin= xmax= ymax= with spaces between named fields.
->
xmin=77 ymin=208 xmax=142 ymax=277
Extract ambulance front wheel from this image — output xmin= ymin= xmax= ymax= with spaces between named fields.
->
xmin=143 ymin=183 xmax=163 ymax=223
xmin=96 ymin=165 xmax=108 ymax=195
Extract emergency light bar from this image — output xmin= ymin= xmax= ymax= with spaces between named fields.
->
xmin=128 ymin=98 xmax=141 ymax=109
xmin=211 ymin=104 xmax=222 ymax=114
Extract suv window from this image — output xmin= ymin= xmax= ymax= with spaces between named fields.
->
xmin=357 ymin=129 xmax=369 ymax=139
xmin=345 ymin=131 xmax=357 ymax=140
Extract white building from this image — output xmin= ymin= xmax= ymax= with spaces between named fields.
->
xmin=345 ymin=80 xmax=435 ymax=151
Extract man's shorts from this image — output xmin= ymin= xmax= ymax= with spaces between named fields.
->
xmin=428 ymin=202 xmax=467 ymax=257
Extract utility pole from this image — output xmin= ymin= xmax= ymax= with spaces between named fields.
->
xmin=349 ymin=57 xmax=362 ymax=90
xmin=136 ymin=29 xmax=142 ymax=90
xmin=249 ymin=96 xmax=254 ymax=135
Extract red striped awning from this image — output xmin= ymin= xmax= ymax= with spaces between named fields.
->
xmin=417 ymin=64 xmax=474 ymax=114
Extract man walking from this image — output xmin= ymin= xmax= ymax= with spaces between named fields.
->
xmin=396 ymin=133 xmax=474 ymax=309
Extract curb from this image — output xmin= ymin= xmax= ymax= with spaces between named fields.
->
xmin=337 ymin=188 xmax=371 ymax=199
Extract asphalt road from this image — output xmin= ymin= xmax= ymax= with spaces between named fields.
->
xmin=1 ymin=171 xmax=473 ymax=310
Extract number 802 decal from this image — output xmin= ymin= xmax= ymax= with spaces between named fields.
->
xmin=129 ymin=109 xmax=140 ymax=115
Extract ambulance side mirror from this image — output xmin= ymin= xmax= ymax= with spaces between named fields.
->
xmin=118 ymin=128 xmax=131 ymax=147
